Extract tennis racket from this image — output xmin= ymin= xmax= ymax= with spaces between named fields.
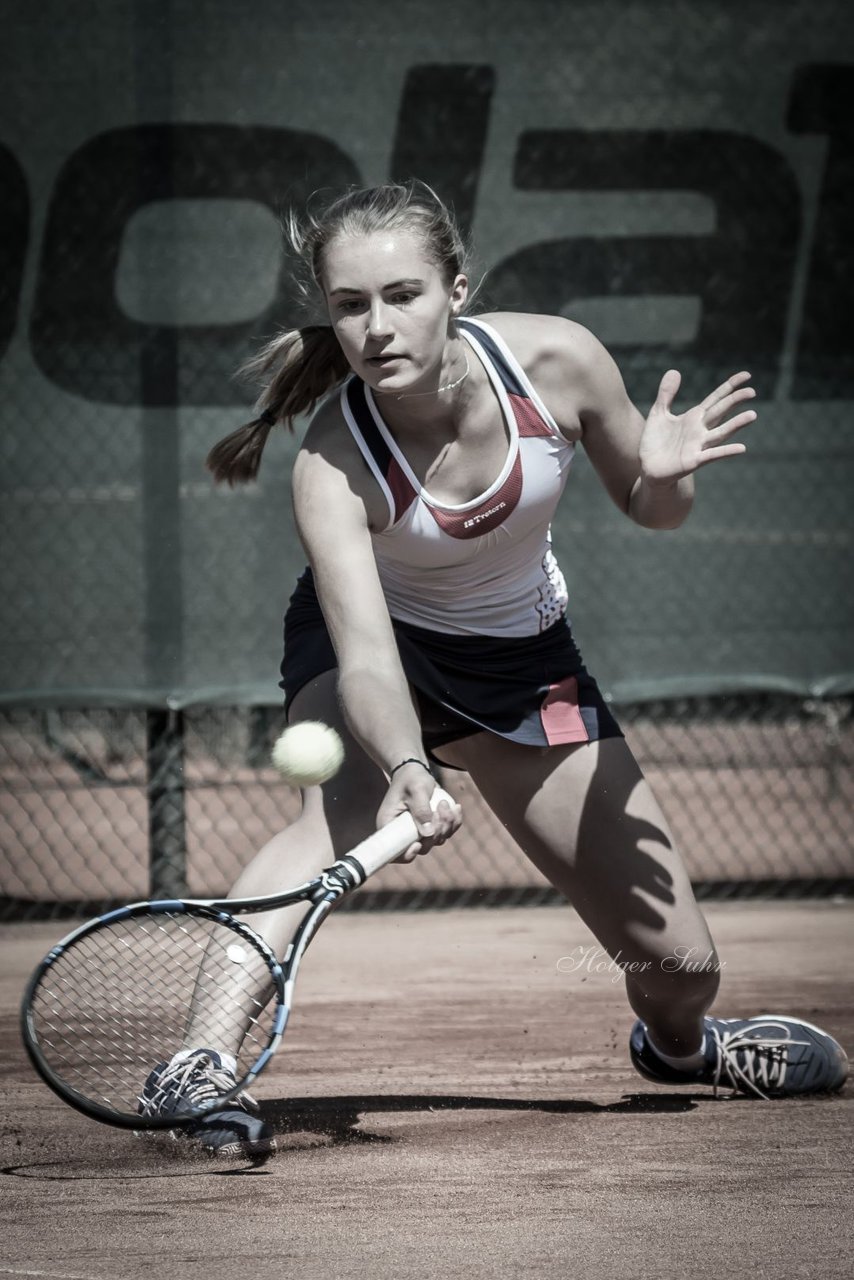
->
xmin=21 ymin=790 xmax=455 ymax=1131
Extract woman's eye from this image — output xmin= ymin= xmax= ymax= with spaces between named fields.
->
xmin=392 ymin=292 xmax=416 ymax=305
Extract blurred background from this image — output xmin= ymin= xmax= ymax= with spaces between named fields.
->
xmin=1 ymin=0 xmax=852 ymax=913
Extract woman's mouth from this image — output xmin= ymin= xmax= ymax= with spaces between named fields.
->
xmin=366 ymin=354 xmax=403 ymax=367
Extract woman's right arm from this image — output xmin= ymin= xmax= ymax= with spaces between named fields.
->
xmin=292 ymin=406 xmax=460 ymax=850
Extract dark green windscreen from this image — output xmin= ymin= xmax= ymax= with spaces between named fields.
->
xmin=1 ymin=0 xmax=851 ymax=706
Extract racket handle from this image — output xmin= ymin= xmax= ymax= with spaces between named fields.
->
xmin=346 ymin=786 xmax=458 ymax=880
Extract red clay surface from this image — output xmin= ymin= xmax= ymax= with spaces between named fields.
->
xmin=2 ymin=901 xmax=853 ymax=1279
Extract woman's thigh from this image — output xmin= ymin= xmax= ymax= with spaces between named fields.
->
xmin=442 ymin=732 xmax=716 ymax=970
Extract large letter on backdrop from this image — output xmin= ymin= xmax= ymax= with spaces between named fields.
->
xmin=389 ymin=64 xmax=495 ymax=235
xmin=788 ymin=64 xmax=854 ymax=399
xmin=0 ymin=146 xmax=29 ymax=364
xmin=490 ymin=130 xmax=800 ymax=397
xmin=30 ymin=125 xmax=359 ymax=405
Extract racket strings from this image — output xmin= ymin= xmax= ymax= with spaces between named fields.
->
xmin=28 ymin=911 xmax=281 ymax=1120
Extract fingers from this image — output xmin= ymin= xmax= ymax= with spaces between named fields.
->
xmin=409 ymin=787 xmax=439 ymax=841
xmin=700 ymin=371 xmax=753 ymax=414
xmin=655 ymin=371 xmax=757 ymax=437
xmin=399 ymin=790 xmax=462 ymax=861
xmin=704 ymin=383 xmax=756 ymax=427
xmin=694 ymin=441 xmax=747 ymax=469
xmin=704 ymin=407 xmax=757 ymax=445
xmin=654 ymin=368 xmax=682 ymax=413
xmin=377 ymin=767 xmax=462 ymax=863
xmin=430 ymin=793 xmax=463 ymax=843
xmin=696 ymin=375 xmax=758 ymax=456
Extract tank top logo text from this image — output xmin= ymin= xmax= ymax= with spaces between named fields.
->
xmin=463 ymin=501 xmax=507 ymax=530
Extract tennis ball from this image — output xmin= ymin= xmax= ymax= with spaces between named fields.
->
xmin=271 ymin=721 xmax=344 ymax=786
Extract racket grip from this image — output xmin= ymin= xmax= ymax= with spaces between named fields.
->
xmin=346 ymin=786 xmax=458 ymax=880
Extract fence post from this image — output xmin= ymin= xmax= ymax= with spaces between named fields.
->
xmin=146 ymin=708 xmax=187 ymax=897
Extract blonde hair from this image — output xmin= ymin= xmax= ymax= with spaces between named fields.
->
xmin=206 ymin=180 xmax=469 ymax=485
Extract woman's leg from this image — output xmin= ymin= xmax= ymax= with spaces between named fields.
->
xmin=145 ymin=673 xmax=394 ymax=1156
xmin=182 ymin=670 xmax=388 ymax=1054
xmin=440 ymin=732 xmax=719 ymax=1058
xmin=232 ymin=672 xmax=390 ymax=953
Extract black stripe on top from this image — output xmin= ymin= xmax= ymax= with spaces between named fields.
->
xmin=457 ymin=317 xmax=528 ymax=398
xmin=344 ymin=377 xmax=394 ymax=473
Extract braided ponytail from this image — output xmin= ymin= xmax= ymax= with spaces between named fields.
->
xmin=206 ymin=324 xmax=350 ymax=485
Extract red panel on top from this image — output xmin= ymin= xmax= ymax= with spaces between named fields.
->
xmin=387 ymin=457 xmax=418 ymax=523
xmin=428 ymin=449 xmax=523 ymax=539
xmin=508 ymin=392 xmax=554 ymax=438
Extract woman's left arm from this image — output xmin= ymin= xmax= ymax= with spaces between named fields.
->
xmin=564 ymin=323 xmax=757 ymax=530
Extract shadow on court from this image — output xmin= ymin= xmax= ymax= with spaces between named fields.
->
xmin=260 ymin=1089 xmax=698 ymax=1145
xmin=0 ymin=1094 xmax=700 ymax=1183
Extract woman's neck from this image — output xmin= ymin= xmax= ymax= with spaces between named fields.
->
xmin=372 ymin=338 xmax=475 ymax=438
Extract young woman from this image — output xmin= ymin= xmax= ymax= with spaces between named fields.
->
xmin=145 ymin=181 xmax=847 ymax=1156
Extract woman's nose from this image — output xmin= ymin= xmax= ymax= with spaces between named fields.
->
xmin=367 ymin=300 xmax=392 ymax=339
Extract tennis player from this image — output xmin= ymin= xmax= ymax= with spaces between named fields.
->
xmin=153 ymin=181 xmax=846 ymax=1154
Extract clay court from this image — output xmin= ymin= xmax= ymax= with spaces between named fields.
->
xmin=3 ymin=899 xmax=852 ymax=1279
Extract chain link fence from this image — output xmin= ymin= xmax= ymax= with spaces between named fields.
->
xmin=1 ymin=698 xmax=852 ymax=920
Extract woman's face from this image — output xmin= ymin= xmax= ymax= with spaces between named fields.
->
xmin=320 ymin=228 xmax=467 ymax=395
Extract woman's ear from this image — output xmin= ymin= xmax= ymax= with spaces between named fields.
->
xmin=450 ymin=273 xmax=469 ymax=316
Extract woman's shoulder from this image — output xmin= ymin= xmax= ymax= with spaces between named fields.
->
xmin=469 ymin=311 xmax=606 ymax=375
xmin=469 ymin=312 xmax=612 ymax=428
xmin=295 ymin=385 xmax=390 ymax=530
xmin=302 ymin=384 xmax=348 ymax=439
xmin=298 ymin=384 xmax=368 ymax=477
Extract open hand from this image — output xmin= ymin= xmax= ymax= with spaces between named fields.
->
xmin=639 ymin=369 xmax=757 ymax=487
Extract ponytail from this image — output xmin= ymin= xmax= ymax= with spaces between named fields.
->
xmin=206 ymin=324 xmax=350 ymax=485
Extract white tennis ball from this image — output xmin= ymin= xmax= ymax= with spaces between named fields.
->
xmin=271 ymin=721 xmax=344 ymax=787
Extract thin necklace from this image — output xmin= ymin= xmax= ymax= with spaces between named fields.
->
xmin=395 ymin=351 xmax=470 ymax=400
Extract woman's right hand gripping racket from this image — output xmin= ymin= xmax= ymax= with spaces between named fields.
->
xmin=20 ymin=788 xmax=459 ymax=1140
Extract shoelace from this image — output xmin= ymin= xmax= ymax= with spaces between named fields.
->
xmin=709 ymin=1022 xmax=810 ymax=1100
xmin=143 ymin=1053 xmax=257 ymax=1116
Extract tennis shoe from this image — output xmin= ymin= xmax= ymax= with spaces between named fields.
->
xmin=630 ymin=1014 xmax=848 ymax=1099
xmin=139 ymin=1047 xmax=276 ymax=1157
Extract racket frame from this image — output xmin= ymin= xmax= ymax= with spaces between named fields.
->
xmin=20 ymin=901 xmax=287 ymax=1130
xmin=21 ymin=800 xmax=446 ymax=1130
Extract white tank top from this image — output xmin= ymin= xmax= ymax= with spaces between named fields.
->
xmin=339 ymin=316 xmax=576 ymax=637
